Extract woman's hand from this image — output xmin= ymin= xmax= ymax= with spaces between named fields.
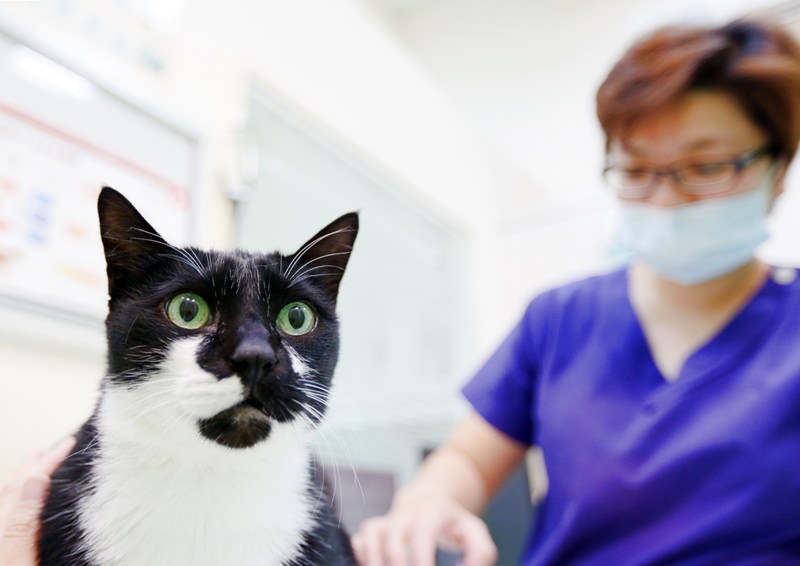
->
xmin=351 ymin=413 xmax=527 ymax=566
xmin=351 ymin=487 xmax=497 ymax=566
xmin=0 ymin=437 xmax=75 ymax=565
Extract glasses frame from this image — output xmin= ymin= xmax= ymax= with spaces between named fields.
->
xmin=602 ymin=146 xmax=772 ymax=198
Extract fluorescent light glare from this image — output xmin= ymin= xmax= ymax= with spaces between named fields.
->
xmin=8 ymin=44 xmax=98 ymax=101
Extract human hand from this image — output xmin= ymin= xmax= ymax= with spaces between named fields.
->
xmin=350 ymin=489 xmax=497 ymax=566
xmin=0 ymin=437 xmax=76 ymax=565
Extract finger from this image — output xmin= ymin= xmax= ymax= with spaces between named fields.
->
xmin=0 ymin=475 xmax=24 ymax=527
xmin=15 ymin=452 xmax=44 ymax=476
xmin=0 ymin=438 xmax=74 ymax=534
xmin=0 ymin=475 xmax=49 ymax=565
xmin=350 ymin=533 xmax=366 ymax=564
xmin=357 ymin=519 xmax=387 ymax=566
xmin=0 ymin=466 xmax=36 ymax=530
xmin=34 ymin=437 xmax=76 ymax=478
xmin=444 ymin=516 xmax=497 ymax=566
xmin=384 ymin=520 xmax=411 ymax=566
xmin=409 ymin=524 xmax=438 ymax=566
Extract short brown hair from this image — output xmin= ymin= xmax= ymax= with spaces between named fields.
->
xmin=596 ymin=20 xmax=800 ymax=163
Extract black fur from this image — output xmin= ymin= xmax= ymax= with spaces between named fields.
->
xmin=37 ymin=187 xmax=359 ymax=565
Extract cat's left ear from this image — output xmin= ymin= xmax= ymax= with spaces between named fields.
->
xmin=287 ymin=212 xmax=359 ymax=300
xmin=98 ymin=187 xmax=173 ymax=301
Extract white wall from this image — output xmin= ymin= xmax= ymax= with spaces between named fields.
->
xmin=370 ymin=0 xmax=642 ymax=351
xmin=0 ymin=313 xmax=104 ymax=478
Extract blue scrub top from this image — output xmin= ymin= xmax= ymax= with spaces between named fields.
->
xmin=463 ymin=267 xmax=800 ymax=565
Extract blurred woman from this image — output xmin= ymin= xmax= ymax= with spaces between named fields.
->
xmin=352 ymin=19 xmax=800 ymax=566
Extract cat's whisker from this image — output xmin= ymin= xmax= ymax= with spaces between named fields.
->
xmin=121 ymin=381 xmax=189 ymax=418
xmin=293 ymin=414 xmax=330 ymax=519
xmin=124 ymin=390 xmax=170 ymax=412
xmin=123 ymin=314 xmax=142 ymax=345
xmin=164 ymin=253 xmax=205 ymax=276
xmin=130 ymin=227 xmax=205 ymax=270
xmin=283 ymin=228 xmax=354 ymax=279
xmin=142 ymin=408 xmax=192 ymax=449
xmin=296 ymin=379 xmax=328 ymax=393
xmin=76 ymin=433 xmax=102 ymax=458
xmin=297 ymin=377 xmax=328 ymax=391
xmin=124 ymin=348 xmax=162 ymax=358
xmin=42 ymin=508 xmax=78 ymax=524
xmin=115 ymin=378 xmax=180 ymax=400
xmin=287 ymin=272 xmax=346 ymax=289
xmin=296 ymin=405 xmax=343 ymax=511
xmin=321 ymin=439 xmax=352 ymax=531
xmin=288 ymin=264 xmax=346 ymax=287
xmin=287 ymin=254 xmax=349 ymax=284
xmin=131 ymin=385 xmax=200 ymax=418
xmin=124 ymin=355 xmax=161 ymax=365
xmin=303 ymin=393 xmax=328 ymax=406
xmin=298 ymin=386 xmax=327 ymax=399
xmin=129 ymin=397 xmax=184 ymax=425
xmin=303 ymin=398 xmax=329 ymax=414
xmin=309 ymin=456 xmax=327 ymax=519
xmin=302 ymin=385 xmax=329 ymax=397
xmin=284 ymin=232 xmax=336 ymax=278
xmin=109 ymin=369 xmax=158 ymax=388
xmin=296 ymin=384 xmax=331 ymax=408
xmin=295 ymin=401 xmax=357 ymax=519
xmin=298 ymin=383 xmax=327 ymax=395
xmin=128 ymin=228 xmax=208 ymax=280
xmin=184 ymin=246 xmax=205 ymax=275
xmin=298 ymin=400 xmax=326 ymax=424
xmin=264 ymin=275 xmax=272 ymax=317
xmin=318 ymin=420 xmax=365 ymax=508
xmin=126 ymin=389 xmax=174 ymax=412
xmin=293 ymin=381 xmax=366 ymax=507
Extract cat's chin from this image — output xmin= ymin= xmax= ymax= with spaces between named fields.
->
xmin=198 ymin=402 xmax=273 ymax=449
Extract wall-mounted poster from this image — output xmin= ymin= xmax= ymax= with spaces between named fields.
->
xmin=0 ymin=31 xmax=197 ymax=324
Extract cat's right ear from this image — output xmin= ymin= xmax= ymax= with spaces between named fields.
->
xmin=98 ymin=187 xmax=170 ymax=301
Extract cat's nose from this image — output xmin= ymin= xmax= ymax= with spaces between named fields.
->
xmin=230 ymin=335 xmax=277 ymax=386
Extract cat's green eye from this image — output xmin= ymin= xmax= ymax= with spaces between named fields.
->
xmin=167 ymin=293 xmax=210 ymax=330
xmin=276 ymin=301 xmax=316 ymax=336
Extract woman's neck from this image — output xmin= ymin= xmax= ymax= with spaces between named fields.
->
xmin=629 ymin=259 xmax=770 ymax=314
xmin=628 ymin=259 xmax=771 ymax=380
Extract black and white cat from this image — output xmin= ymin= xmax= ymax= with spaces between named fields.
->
xmin=38 ymin=187 xmax=359 ymax=565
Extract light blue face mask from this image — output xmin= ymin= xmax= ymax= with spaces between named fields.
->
xmin=611 ymin=181 xmax=772 ymax=285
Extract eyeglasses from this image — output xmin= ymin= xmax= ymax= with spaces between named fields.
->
xmin=602 ymin=146 xmax=771 ymax=198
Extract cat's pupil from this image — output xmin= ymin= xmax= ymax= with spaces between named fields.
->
xmin=179 ymin=298 xmax=200 ymax=322
xmin=288 ymin=307 xmax=305 ymax=329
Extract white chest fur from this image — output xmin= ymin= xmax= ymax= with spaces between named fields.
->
xmin=78 ymin=339 xmax=317 ymax=566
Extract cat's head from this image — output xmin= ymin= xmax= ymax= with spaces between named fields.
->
xmin=97 ymin=187 xmax=358 ymax=450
